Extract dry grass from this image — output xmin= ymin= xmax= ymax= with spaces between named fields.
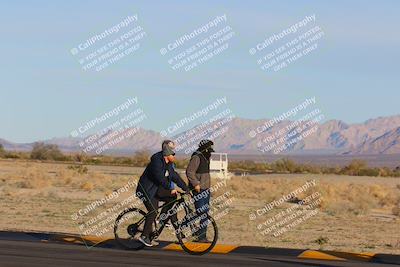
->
xmin=227 ymin=175 xmax=399 ymax=215
xmin=16 ymin=167 xmax=51 ymax=189
xmin=0 ymin=159 xmax=399 ymax=254
xmin=80 ymin=181 xmax=94 ymax=191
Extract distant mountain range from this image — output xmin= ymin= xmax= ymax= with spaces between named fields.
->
xmin=1 ymin=115 xmax=400 ymax=155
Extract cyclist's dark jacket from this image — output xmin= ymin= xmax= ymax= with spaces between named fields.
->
xmin=136 ymin=151 xmax=188 ymax=200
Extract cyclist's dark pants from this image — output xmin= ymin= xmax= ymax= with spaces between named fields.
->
xmin=142 ymin=187 xmax=178 ymax=238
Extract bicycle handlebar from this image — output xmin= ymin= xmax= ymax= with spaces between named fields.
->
xmin=176 ymin=190 xmax=194 ymax=198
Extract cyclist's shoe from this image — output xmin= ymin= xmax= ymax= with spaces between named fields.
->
xmin=151 ymin=239 xmax=159 ymax=246
xmin=138 ymin=235 xmax=153 ymax=247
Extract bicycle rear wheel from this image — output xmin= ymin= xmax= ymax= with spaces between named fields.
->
xmin=114 ymin=208 xmax=146 ymax=250
xmin=176 ymin=213 xmax=218 ymax=255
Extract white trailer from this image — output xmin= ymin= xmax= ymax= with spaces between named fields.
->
xmin=209 ymin=153 xmax=231 ymax=180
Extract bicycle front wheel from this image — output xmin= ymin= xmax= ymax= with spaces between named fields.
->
xmin=176 ymin=213 xmax=218 ymax=255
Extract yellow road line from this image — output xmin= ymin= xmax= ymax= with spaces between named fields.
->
xmin=47 ymin=233 xmax=378 ymax=262
xmin=323 ymin=251 xmax=375 ymax=262
xmin=163 ymin=243 xmax=238 ymax=254
xmin=55 ymin=236 xmax=85 ymax=245
xmin=298 ymin=250 xmax=347 ymax=261
xmin=81 ymin=235 xmax=111 ymax=244
xmin=53 ymin=235 xmax=110 ymax=246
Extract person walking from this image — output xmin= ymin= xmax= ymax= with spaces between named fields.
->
xmin=186 ymin=139 xmax=215 ymax=242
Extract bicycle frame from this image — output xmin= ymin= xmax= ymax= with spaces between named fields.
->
xmin=114 ymin=191 xmax=218 ymax=255
xmin=150 ymin=194 xmax=190 ymax=239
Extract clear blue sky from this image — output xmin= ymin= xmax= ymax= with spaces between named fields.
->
xmin=1 ymin=1 xmax=399 ymax=142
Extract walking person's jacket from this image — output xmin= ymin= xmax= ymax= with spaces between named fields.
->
xmin=136 ymin=151 xmax=188 ymax=200
xmin=186 ymin=151 xmax=211 ymax=190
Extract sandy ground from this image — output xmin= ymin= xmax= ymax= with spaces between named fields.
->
xmin=0 ymin=159 xmax=399 ymax=254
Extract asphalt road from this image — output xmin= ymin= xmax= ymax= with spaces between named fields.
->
xmin=0 ymin=239 xmax=398 ymax=267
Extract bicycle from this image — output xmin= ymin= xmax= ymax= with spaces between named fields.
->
xmin=114 ymin=191 xmax=218 ymax=255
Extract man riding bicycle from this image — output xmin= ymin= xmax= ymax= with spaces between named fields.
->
xmin=136 ymin=140 xmax=188 ymax=247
